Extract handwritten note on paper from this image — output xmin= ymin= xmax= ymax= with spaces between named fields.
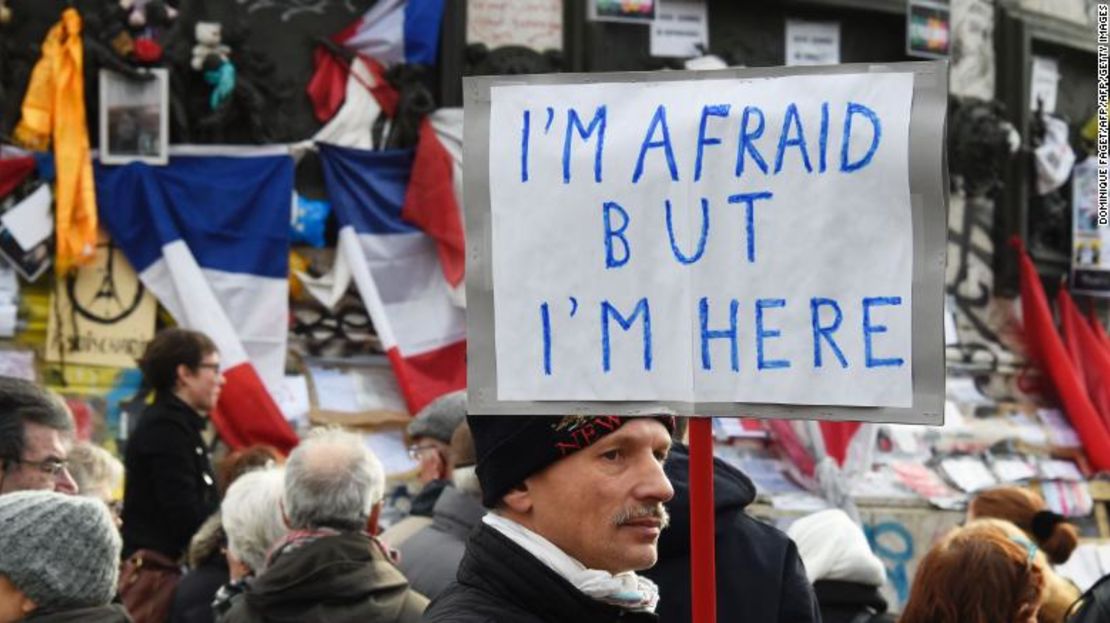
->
xmin=468 ymin=0 xmax=563 ymax=51
xmin=651 ymin=0 xmax=708 ymax=58
xmin=785 ymin=20 xmax=840 ymax=66
xmin=489 ymin=72 xmax=915 ymax=407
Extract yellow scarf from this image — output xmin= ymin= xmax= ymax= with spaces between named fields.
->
xmin=14 ymin=8 xmax=98 ymax=274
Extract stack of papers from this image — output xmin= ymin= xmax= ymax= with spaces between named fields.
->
xmin=1055 ymin=543 xmax=1110 ymax=592
xmin=940 ymin=456 xmax=998 ymax=493
xmin=1037 ymin=408 xmax=1081 ymax=448
xmin=990 ymin=456 xmax=1037 ymax=483
xmin=1040 ymin=479 xmax=1093 ymax=517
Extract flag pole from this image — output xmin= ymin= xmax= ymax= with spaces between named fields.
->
xmin=689 ymin=417 xmax=716 ymax=623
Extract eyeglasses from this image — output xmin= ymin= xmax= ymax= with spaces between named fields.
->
xmin=407 ymin=445 xmax=439 ymax=461
xmin=195 ymin=363 xmax=220 ymax=373
xmin=16 ymin=458 xmax=70 ymax=477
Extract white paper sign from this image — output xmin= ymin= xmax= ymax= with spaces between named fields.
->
xmin=650 ymin=0 xmax=708 ymax=58
xmin=467 ymin=0 xmax=563 ymax=51
xmin=489 ymin=72 xmax=915 ymax=407
xmin=1029 ymin=56 xmax=1059 ymax=113
xmin=1 ymin=184 xmax=53 ymax=251
xmin=0 ymin=350 xmax=34 ymax=380
xmin=785 ymin=20 xmax=840 ymax=66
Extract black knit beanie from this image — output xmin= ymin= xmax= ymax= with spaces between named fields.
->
xmin=468 ymin=414 xmax=675 ymax=508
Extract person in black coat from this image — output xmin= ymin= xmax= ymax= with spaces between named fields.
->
xmin=643 ymin=440 xmax=821 ymax=623
xmin=427 ymin=519 xmax=659 ymax=623
xmin=425 ymin=415 xmax=677 ymax=623
xmin=168 ymin=514 xmax=228 ymax=623
xmin=122 ymin=328 xmax=223 ymax=561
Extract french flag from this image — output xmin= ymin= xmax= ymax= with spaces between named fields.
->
xmin=95 ymin=150 xmax=299 ymax=454
xmin=318 ymin=142 xmax=465 ymax=415
xmin=333 ymin=0 xmax=445 ymax=67
xmin=308 ymin=0 xmax=444 ymax=124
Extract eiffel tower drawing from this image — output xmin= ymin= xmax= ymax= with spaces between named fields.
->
xmin=90 ymin=241 xmax=125 ymax=313
xmin=68 ymin=242 xmax=145 ymax=325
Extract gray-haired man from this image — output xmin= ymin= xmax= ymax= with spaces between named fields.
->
xmin=219 ymin=427 xmax=426 ymax=623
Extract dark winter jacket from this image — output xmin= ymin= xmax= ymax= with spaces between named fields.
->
xmin=169 ymin=558 xmax=229 ymax=623
xmin=813 ymin=580 xmax=895 ymax=623
xmin=217 ymin=531 xmax=427 ymax=623
xmin=169 ymin=512 xmax=230 ymax=623
xmin=424 ymin=523 xmax=660 ymax=623
xmin=398 ymin=485 xmax=485 ymax=600
xmin=21 ymin=604 xmax=133 ymax=622
xmin=122 ymin=393 xmax=219 ymax=560
xmin=643 ymin=444 xmax=821 ymax=623
xmin=409 ymin=478 xmax=449 ymax=517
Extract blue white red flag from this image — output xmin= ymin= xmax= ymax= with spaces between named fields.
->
xmin=318 ymin=142 xmax=466 ymax=414
xmin=95 ymin=150 xmax=298 ymax=453
xmin=333 ymin=0 xmax=445 ymax=67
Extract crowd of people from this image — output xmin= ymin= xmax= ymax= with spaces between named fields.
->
xmin=0 ymin=327 xmax=1107 ymax=622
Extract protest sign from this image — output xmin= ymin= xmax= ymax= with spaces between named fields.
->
xmin=46 ymin=242 xmax=156 ymax=368
xmin=464 ymin=62 xmax=948 ymax=423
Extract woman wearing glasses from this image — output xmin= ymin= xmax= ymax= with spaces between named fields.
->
xmin=120 ymin=328 xmax=225 ymax=623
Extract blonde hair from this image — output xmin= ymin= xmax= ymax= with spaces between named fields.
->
xmin=67 ymin=442 xmax=123 ymax=502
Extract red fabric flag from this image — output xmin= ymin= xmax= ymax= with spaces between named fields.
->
xmin=1059 ymin=288 xmax=1110 ymax=433
xmin=0 ymin=156 xmax=36 ymax=199
xmin=402 ymin=118 xmax=465 ymax=287
xmin=307 ymin=49 xmax=397 ymax=124
xmin=306 ymin=46 xmax=350 ymax=123
xmin=211 ymin=366 xmax=299 ymax=455
xmin=1012 ymin=238 xmax=1110 ymax=470
xmin=819 ymin=421 xmax=863 ymax=465
xmin=766 ymin=420 xmax=816 ymax=477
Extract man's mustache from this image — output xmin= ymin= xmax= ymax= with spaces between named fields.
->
xmin=613 ymin=504 xmax=671 ymax=529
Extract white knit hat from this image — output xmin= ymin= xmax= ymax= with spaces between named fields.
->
xmin=787 ymin=508 xmax=887 ymax=587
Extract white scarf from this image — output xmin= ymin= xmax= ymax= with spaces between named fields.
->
xmin=483 ymin=513 xmax=660 ymax=612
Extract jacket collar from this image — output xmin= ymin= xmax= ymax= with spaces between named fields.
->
xmin=154 ymin=392 xmax=207 ymax=433
xmin=247 ymin=531 xmax=409 ymax=609
xmin=457 ymin=523 xmax=658 ymax=623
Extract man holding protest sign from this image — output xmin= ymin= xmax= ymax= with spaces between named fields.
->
xmin=423 ymin=414 xmax=675 ymax=622
xmin=462 ymin=60 xmax=947 ymax=622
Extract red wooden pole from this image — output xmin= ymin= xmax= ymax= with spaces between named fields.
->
xmin=688 ymin=417 xmax=716 ymax=623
